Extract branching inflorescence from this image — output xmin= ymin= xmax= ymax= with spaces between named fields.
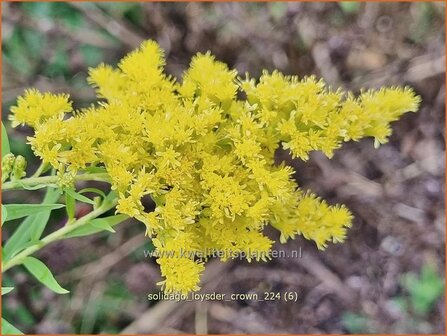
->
xmin=9 ymin=40 xmax=420 ymax=294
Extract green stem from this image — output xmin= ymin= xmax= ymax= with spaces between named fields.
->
xmin=2 ymin=173 xmax=110 ymax=191
xmin=2 ymin=197 xmax=118 ymax=272
xmin=30 ymin=162 xmax=49 ymax=178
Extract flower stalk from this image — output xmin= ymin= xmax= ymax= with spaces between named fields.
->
xmin=2 ymin=173 xmax=110 ymax=191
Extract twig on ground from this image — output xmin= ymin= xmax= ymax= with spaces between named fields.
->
xmin=294 ymin=254 xmax=358 ymax=307
xmin=68 ymin=2 xmax=144 ymax=49
xmin=120 ymin=260 xmax=232 ymax=334
xmin=58 ymin=232 xmax=145 ymax=281
xmin=208 ymin=304 xmax=287 ymax=334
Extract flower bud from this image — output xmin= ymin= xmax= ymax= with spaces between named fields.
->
xmin=2 ymin=153 xmax=16 ymax=182
xmin=57 ymin=170 xmax=75 ymax=189
xmin=12 ymin=155 xmax=27 ymax=180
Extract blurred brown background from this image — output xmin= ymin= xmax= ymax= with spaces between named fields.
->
xmin=2 ymin=1 xmax=445 ymax=334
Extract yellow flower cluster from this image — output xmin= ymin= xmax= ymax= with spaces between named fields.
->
xmin=10 ymin=40 xmax=420 ymax=294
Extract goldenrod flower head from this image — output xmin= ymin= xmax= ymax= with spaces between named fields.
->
xmin=9 ymin=89 xmax=72 ymax=128
xmin=157 ymin=257 xmax=205 ymax=294
xmin=10 ymin=40 xmax=420 ymax=294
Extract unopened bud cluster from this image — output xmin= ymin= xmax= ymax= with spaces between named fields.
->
xmin=2 ymin=153 xmax=27 ymax=182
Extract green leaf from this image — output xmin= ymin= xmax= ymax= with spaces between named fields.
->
xmin=2 ymin=122 xmax=10 ymax=158
xmin=65 ymin=191 xmax=75 ymax=220
xmin=23 ymin=256 xmax=69 ymax=294
xmin=2 ymin=318 xmax=23 ymax=335
xmin=8 ymin=241 xmax=41 ymax=260
xmin=82 ymin=166 xmax=107 ymax=174
xmin=2 ymin=204 xmax=8 ymax=226
xmin=64 ymin=188 xmax=95 ymax=205
xmin=401 ymin=263 xmax=445 ymax=315
xmin=104 ymin=190 xmax=118 ymax=204
xmin=2 ymin=287 xmax=14 ymax=295
xmin=3 ymin=203 xmax=65 ymax=222
xmin=78 ymin=187 xmax=107 ymax=199
xmin=3 ymin=188 xmax=60 ymax=261
xmin=90 ymin=217 xmax=116 ymax=233
xmin=65 ymin=214 xmax=128 ymax=238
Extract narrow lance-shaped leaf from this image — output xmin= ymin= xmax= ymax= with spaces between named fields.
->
xmin=90 ymin=217 xmax=117 ymax=233
xmin=3 ymin=187 xmax=61 ymax=261
xmin=65 ymin=214 xmax=128 ymax=238
xmin=1 ymin=287 xmax=14 ymax=295
xmin=64 ymin=188 xmax=96 ymax=205
xmin=65 ymin=192 xmax=75 ymax=220
xmin=7 ymin=241 xmax=42 ymax=260
xmin=2 ymin=204 xmax=8 ymax=226
xmin=2 ymin=318 xmax=23 ymax=335
xmin=3 ymin=203 xmax=65 ymax=222
xmin=23 ymin=256 xmax=69 ymax=294
xmin=78 ymin=187 xmax=107 ymax=199
xmin=1 ymin=121 xmax=10 ymax=158
xmin=104 ymin=190 xmax=118 ymax=204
